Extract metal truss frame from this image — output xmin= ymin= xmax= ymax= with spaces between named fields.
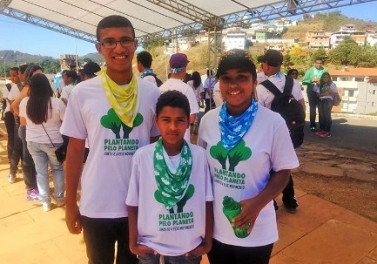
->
xmin=1 ymin=0 xmax=377 ymax=43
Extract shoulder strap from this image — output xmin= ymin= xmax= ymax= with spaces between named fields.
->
xmin=261 ymin=79 xmax=282 ymax=97
xmin=41 ymin=124 xmax=55 ymax=147
xmin=283 ymin=75 xmax=294 ymax=95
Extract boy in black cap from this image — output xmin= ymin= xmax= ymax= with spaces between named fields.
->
xmin=256 ymin=49 xmax=305 ymax=213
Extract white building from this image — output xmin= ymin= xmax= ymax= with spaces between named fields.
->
xmin=366 ymin=33 xmax=377 ymax=47
xmin=224 ymin=31 xmax=246 ymax=51
xmin=330 ymin=24 xmax=366 ymax=49
xmin=330 ymin=68 xmax=377 ymax=114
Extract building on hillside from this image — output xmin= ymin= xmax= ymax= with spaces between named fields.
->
xmin=255 ymin=31 xmax=273 ymax=42
xmin=306 ymin=31 xmax=330 ymax=49
xmin=60 ymin=54 xmax=78 ymax=71
xmin=224 ymin=30 xmax=246 ymax=51
xmin=366 ymin=33 xmax=377 ymax=47
xmin=274 ymin=18 xmax=296 ymax=32
xmin=330 ymin=68 xmax=377 ymax=114
xmin=330 ymin=24 xmax=366 ymax=48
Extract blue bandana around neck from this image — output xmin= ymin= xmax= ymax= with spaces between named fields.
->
xmin=140 ymin=68 xmax=154 ymax=78
xmin=219 ymin=100 xmax=259 ymax=151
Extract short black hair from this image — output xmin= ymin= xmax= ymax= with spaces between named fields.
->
xmin=19 ymin=64 xmax=29 ymax=74
xmin=287 ymin=69 xmax=298 ymax=76
xmin=137 ymin=51 xmax=152 ymax=68
xmin=10 ymin=67 xmax=19 ymax=72
xmin=156 ymin=90 xmax=190 ymax=119
xmin=96 ymin=15 xmax=135 ymax=41
xmin=64 ymin=70 xmax=78 ymax=80
xmin=216 ymin=49 xmax=257 ymax=82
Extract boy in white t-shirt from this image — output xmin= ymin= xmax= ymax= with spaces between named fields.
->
xmin=126 ymin=91 xmax=214 ymax=264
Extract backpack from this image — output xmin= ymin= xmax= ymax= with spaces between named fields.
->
xmin=261 ymin=76 xmax=305 ymax=148
xmin=144 ymin=72 xmax=163 ymax=87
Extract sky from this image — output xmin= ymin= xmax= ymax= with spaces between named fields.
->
xmin=1 ymin=1 xmax=377 ymax=59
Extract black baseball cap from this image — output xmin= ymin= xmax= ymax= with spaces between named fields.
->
xmin=257 ymin=49 xmax=283 ymax=67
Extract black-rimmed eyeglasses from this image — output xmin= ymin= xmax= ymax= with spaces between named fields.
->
xmin=100 ymin=37 xmax=135 ymax=49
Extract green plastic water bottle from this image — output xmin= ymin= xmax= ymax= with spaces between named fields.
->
xmin=222 ymin=196 xmax=250 ymax=238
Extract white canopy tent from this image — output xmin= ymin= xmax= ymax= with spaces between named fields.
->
xmin=1 ymin=0 xmax=376 ymax=44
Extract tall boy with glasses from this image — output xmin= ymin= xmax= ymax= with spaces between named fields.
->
xmin=61 ymin=15 xmax=160 ymax=264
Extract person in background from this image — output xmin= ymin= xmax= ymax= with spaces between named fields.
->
xmin=7 ymin=66 xmax=24 ymax=184
xmin=287 ymin=69 xmax=304 ymax=91
xmin=10 ymin=64 xmax=40 ymax=200
xmin=198 ymin=49 xmax=299 ymax=264
xmin=61 ymin=15 xmax=160 ymax=264
xmin=19 ymin=73 xmax=66 ymax=212
xmin=127 ymin=90 xmax=213 ymax=264
xmin=302 ymin=58 xmax=327 ymax=132
xmin=187 ymin=71 xmax=204 ymax=135
xmin=81 ymin=61 xmax=101 ymax=81
xmin=203 ymin=69 xmax=216 ymax=113
xmin=60 ymin=70 xmax=78 ymax=105
xmin=187 ymin=71 xmax=204 ymax=108
xmin=256 ymin=49 xmax=305 ymax=214
xmin=313 ymin=72 xmax=339 ymax=138
xmin=2 ymin=67 xmax=20 ymax=164
xmin=159 ymin=53 xmax=199 ymax=143
xmin=136 ymin=50 xmax=161 ymax=86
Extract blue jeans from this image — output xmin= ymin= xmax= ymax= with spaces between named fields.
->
xmin=138 ymin=253 xmax=202 ymax=264
xmin=27 ymin=141 xmax=64 ymax=203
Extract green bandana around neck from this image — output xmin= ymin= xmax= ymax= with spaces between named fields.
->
xmin=153 ymin=138 xmax=192 ymax=210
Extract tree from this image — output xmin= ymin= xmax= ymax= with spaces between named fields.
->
xmin=329 ymin=38 xmax=362 ymax=66
xmin=309 ymin=48 xmax=328 ymax=63
xmin=288 ymin=46 xmax=309 ymax=65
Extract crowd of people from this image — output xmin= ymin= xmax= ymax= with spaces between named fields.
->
xmin=1 ymin=14 xmax=342 ymax=264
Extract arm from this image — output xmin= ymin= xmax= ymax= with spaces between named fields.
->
xmin=65 ymin=137 xmax=85 ymax=234
xmin=186 ymin=201 xmax=214 ymax=257
xmin=233 ymin=169 xmax=290 ymax=232
xmin=298 ymin=98 xmax=306 ymax=112
xmin=11 ymin=86 xmax=29 ymax=115
xmin=302 ymin=68 xmax=313 ymax=86
xmin=128 ymin=206 xmax=156 ymax=256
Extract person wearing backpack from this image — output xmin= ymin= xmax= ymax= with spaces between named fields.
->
xmin=137 ymin=50 xmax=163 ymax=87
xmin=256 ymin=49 xmax=305 ymax=214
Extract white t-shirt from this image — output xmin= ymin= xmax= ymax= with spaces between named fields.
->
xmin=256 ymin=73 xmax=304 ymax=109
xmin=7 ymin=83 xmax=21 ymax=102
xmin=60 ymin=76 xmax=160 ymax=218
xmin=126 ymin=142 xmax=213 ymax=256
xmin=143 ymin=75 xmax=158 ymax=86
xmin=2 ymin=86 xmax=11 ymax=113
xmin=313 ymin=82 xmax=338 ymax=100
xmin=213 ymin=82 xmax=222 ymax=108
xmin=186 ymin=80 xmax=204 ymax=103
xmin=160 ymin=78 xmax=200 ymax=141
xmin=60 ymin=84 xmax=75 ymax=102
xmin=203 ymin=77 xmax=216 ymax=99
xmin=197 ymin=105 xmax=299 ymax=247
xmin=19 ymin=97 xmax=65 ymax=143
xmin=256 ymin=71 xmax=267 ymax=84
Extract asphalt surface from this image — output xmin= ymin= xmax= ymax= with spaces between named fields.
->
xmin=304 ymin=114 xmax=377 ymax=154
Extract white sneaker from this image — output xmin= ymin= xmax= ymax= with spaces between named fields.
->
xmin=42 ymin=202 xmax=51 ymax=212
xmin=8 ymin=174 xmax=15 ymax=184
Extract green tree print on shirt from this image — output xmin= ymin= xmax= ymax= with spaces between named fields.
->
xmin=210 ymin=139 xmax=251 ymax=171
xmin=100 ymin=109 xmax=143 ymax=138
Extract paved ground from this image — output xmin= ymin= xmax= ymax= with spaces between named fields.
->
xmin=0 ymin=116 xmax=377 ymax=264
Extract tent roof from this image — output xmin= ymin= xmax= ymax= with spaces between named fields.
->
xmin=1 ymin=0 xmax=377 ymax=43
